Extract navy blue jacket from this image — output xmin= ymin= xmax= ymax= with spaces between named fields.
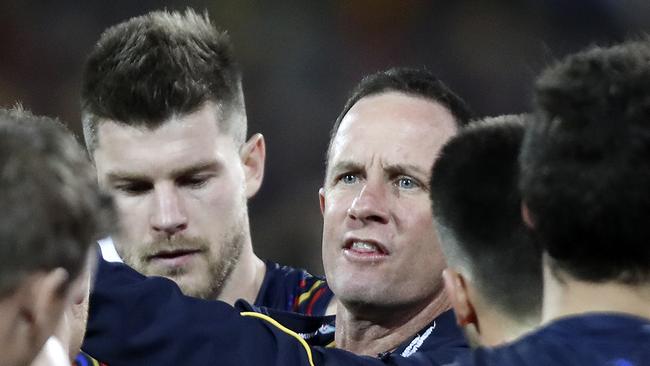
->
xmin=83 ymin=259 xmax=468 ymax=365
xmin=455 ymin=313 xmax=650 ymax=366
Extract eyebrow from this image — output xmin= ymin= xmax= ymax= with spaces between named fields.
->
xmin=105 ymin=161 xmax=220 ymax=182
xmin=383 ymin=163 xmax=429 ymax=180
xmin=328 ymin=160 xmax=362 ymax=175
xmin=327 ymin=160 xmax=429 ymax=180
xmin=170 ymin=161 xmax=220 ymax=178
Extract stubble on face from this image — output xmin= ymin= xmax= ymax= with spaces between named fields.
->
xmin=118 ymin=212 xmax=246 ymax=300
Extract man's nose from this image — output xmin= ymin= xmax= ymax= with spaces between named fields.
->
xmin=346 ymin=181 xmax=390 ymax=225
xmin=150 ymin=183 xmax=188 ymax=236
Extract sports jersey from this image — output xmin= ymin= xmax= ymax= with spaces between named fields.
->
xmin=97 ymin=238 xmax=333 ymax=315
xmin=257 ymin=260 xmax=333 ymax=315
xmin=82 ymin=255 xmax=333 ymax=364
xmin=74 ymin=351 xmax=107 ymax=366
xmin=454 ymin=313 xmax=650 ymax=366
xmin=82 ymin=260 xmax=468 ymax=365
xmin=242 ymin=301 xmax=466 ymax=360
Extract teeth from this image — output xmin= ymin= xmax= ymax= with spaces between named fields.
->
xmin=351 ymin=241 xmax=378 ymax=252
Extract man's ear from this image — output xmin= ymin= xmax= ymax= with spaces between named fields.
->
xmin=318 ymin=187 xmax=326 ymax=216
xmin=13 ymin=268 xmax=70 ymax=357
xmin=241 ymin=133 xmax=266 ymax=198
xmin=31 ymin=268 xmax=69 ymax=331
xmin=443 ymin=268 xmax=478 ymax=328
xmin=521 ymin=201 xmax=535 ymax=229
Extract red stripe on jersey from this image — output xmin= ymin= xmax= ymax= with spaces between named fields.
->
xmin=306 ymin=287 xmax=326 ymax=315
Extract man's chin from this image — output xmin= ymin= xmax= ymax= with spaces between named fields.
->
xmin=124 ymin=257 xmax=215 ymax=299
xmin=167 ymin=275 xmax=214 ymax=300
xmin=132 ymin=266 xmax=205 ymax=296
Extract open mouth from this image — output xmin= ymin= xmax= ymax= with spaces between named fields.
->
xmin=343 ymin=239 xmax=389 ymax=256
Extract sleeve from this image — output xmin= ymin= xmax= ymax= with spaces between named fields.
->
xmin=83 ymin=258 xmax=461 ymax=366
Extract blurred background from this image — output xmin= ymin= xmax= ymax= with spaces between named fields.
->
xmin=1 ymin=0 xmax=649 ymax=275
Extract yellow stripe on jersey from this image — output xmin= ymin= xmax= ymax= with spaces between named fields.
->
xmin=241 ymin=311 xmax=315 ymax=366
xmin=297 ymin=280 xmax=325 ymax=306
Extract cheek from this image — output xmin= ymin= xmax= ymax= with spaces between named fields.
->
xmin=321 ymin=205 xmax=345 ymax=270
xmin=113 ymin=196 xmax=143 ymax=239
xmin=113 ymin=195 xmax=145 ymax=215
xmin=402 ymin=206 xmax=440 ymax=248
xmin=410 ymin=221 xmax=447 ymax=276
xmin=322 ymin=190 xmax=353 ymax=222
xmin=111 ymin=198 xmax=146 ymax=239
xmin=198 ymin=184 xmax=244 ymax=213
xmin=321 ymin=220 xmax=337 ymax=258
xmin=399 ymin=200 xmax=433 ymax=226
xmin=188 ymin=183 xmax=247 ymax=232
xmin=321 ymin=202 xmax=347 ymax=247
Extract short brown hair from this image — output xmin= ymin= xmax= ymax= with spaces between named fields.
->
xmin=81 ymin=8 xmax=246 ymax=153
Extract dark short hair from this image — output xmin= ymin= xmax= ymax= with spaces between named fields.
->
xmin=81 ymin=8 xmax=245 ymax=153
xmin=431 ymin=115 xmax=542 ymax=321
xmin=326 ymin=67 xmax=473 ymax=162
xmin=0 ymin=108 xmax=115 ymax=297
xmin=521 ymin=40 xmax=650 ymax=284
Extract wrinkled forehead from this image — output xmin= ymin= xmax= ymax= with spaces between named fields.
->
xmin=327 ymin=92 xmax=457 ymax=170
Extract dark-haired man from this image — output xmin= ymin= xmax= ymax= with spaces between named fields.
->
xmin=319 ymin=67 xmax=472 ymax=357
xmin=430 ymin=115 xmax=542 ymax=347
xmin=0 ymin=108 xmax=113 ymax=366
xmin=83 ymin=67 xmax=472 ymax=365
xmin=81 ymin=8 xmax=332 ymax=314
xmin=457 ymin=41 xmax=650 ymax=365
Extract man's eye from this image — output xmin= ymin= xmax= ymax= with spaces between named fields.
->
xmin=395 ymin=176 xmax=419 ymax=189
xmin=177 ymin=175 xmax=210 ymax=188
xmin=339 ymin=174 xmax=359 ymax=185
xmin=115 ymin=182 xmax=152 ymax=195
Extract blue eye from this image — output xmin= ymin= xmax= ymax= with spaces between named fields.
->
xmin=396 ymin=177 xmax=418 ymax=189
xmin=340 ymin=174 xmax=358 ymax=184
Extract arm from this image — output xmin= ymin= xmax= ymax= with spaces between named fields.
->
xmin=84 ymin=258 xmax=464 ymax=365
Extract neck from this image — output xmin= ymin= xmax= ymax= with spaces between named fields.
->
xmin=474 ymin=308 xmax=539 ymax=347
xmin=334 ymin=290 xmax=450 ymax=357
xmin=542 ymin=268 xmax=650 ymax=323
xmin=215 ymin=240 xmax=266 ymax=305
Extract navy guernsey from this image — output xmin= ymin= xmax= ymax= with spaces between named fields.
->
xmin=454 ymin=313 xmax=650 ymax=366
xmin=256 ymin=260 xmax=333 ymax=315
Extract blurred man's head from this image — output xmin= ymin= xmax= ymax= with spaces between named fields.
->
xmin=320 ymin=68 xmax=472 ymax=316
xmin=0 ymin=108 xmax=113 ymax=366
xmin=521 ymin=41 xmax=650 ymax=323
xmin=521 ymin=41 xmax=650 ymax=287
xmin=430 ymin=116 xmax=542 ymax=347
xmin=81 ymin=9 xmax=265 ymax=299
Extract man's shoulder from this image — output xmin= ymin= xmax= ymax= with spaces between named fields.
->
xmin=236 ymin=300 xmax=337 ymax=347
xmin=255 ymin=260 xmax=334 ymax=316
xmin=461 ymin=313 xmax=650 ymax=366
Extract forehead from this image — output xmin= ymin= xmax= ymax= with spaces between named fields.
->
xmin=93 ymin=105 xmax=236 ymax=172
xmin=328 ymin=92 xmax=457 ymax=168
